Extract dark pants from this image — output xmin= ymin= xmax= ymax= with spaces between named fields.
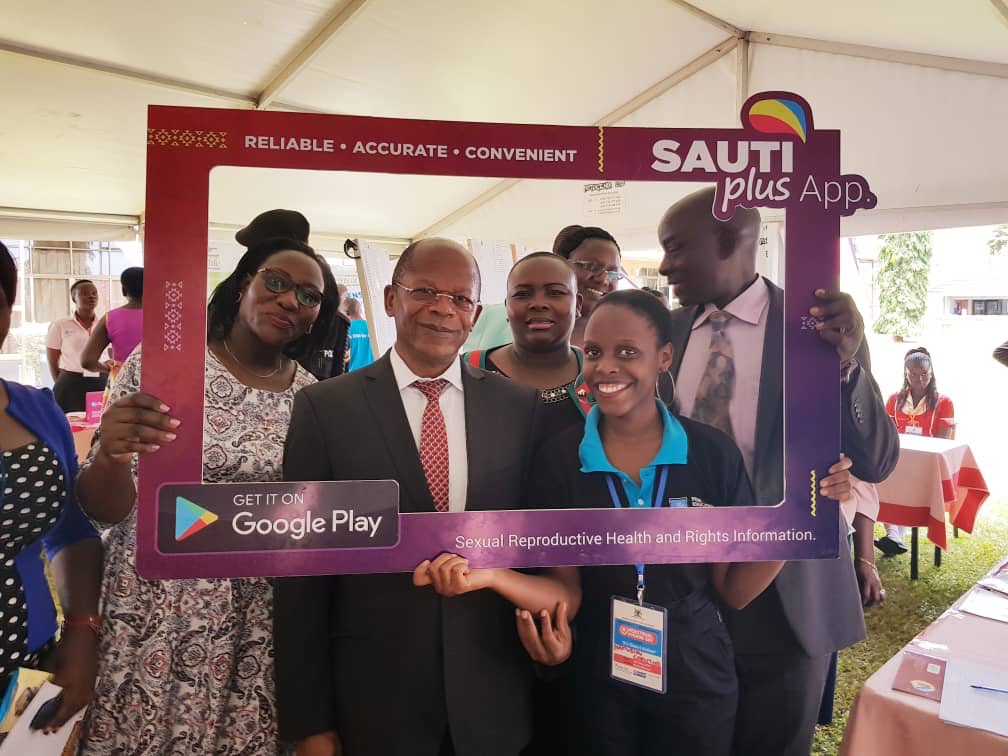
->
xmin=732 ymin=650 xmax=832 ymax=756
xmin=52 ymin=370 xmax=106 ymax=413
xmin=573 ymin=595 xmax=737 ymax=756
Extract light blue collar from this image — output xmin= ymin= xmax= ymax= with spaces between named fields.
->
xmin=578 ymin=399 xmax=688 ymax=474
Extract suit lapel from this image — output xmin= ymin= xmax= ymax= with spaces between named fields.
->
xmin=669 ymin=304 xmax=701 ymax=379
xmin=360 ymin=354 xmax=435 ymax=512
xmin=754 ymin=279 xmax=784 ymax=474
xmin=460 ymin=362 xmax=491 ymax=511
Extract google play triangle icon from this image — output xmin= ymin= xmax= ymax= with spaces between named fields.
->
xmin=175 ymin=496 xmax=219 ymax=541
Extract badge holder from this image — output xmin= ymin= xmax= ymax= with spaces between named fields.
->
xmin=610 ymin=571 xmax=668 ymax=694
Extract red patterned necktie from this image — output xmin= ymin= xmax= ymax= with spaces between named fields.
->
xmin=412 ymin=379 xmax=451 ymax=512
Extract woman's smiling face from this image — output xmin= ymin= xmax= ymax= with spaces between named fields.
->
xmin=582 ymin=303 xmax=672 ymax=420
xmin=568 ymin=238 xmax=621 ymax=317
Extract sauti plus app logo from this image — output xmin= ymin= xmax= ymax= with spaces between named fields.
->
xmin=175 ymin=496 xmax=218 ymax=541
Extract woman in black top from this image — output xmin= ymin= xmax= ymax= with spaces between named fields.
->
xmin=526 ymin=290 xmax=851 ymax=755
xmin=465 ymin=252 xmax=588 ymax=435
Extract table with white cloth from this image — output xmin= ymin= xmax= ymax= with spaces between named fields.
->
xmin=876 ymin=435 xmax=989 ymax=579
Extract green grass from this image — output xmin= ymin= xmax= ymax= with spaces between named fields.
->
xmin=812 ymin=497 xmax=1008 ymax=756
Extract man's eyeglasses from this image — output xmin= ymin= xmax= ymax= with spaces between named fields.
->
xmin=393 ymin=282 xmax=479 ymax=312
xmin=570 ymin=260 xmax=624 ymax=282
xmin=257 ymin=268 xmax=323 ymax=308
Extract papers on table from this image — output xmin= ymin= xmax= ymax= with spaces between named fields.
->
xmin=940 ymin=659 xmax=1008 ymax=738
xmin=959 ymin=587 xmax=1008 ymax=624
xmin=978 ymin=575 xmax=1008 ymax=598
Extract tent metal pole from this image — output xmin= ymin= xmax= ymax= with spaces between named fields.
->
xmin=0 ymin=40 xmax=257 ymax=106
xmin=413 ymin=37 xmax=739 ymax=240
xmin=256 ymin=0 xmax=371 ymax=110
xmin=990 ymin=0 xmax=1008 ymax=27
xmin=0 ymin=207 xmax=140 ymax=226
xmin=663 ymin=0 xmax=744 ymax=37
xmin=750 ymin=31 xmax=1008 ymax=80
xmin=736 ymin=37 xmax=750 ymax=114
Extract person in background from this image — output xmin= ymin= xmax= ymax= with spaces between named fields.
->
xmin=234 ymin=209 xmax=350 ymax=380
xmin=552 ymin=225 xmax=623 ymax=348
xmin=0 ymin=242 xmax=102 ymax=731
xmin=992 ymin=339 xmax=1007 ymax=367
xmin=465 ymin=252 xmax=586 ymax=435
xmin=344 ymin=296 xmax=374 ymax=371
xmin=46 ymin=279 xmax=106 ymax=412
xmin=641 ymin=286 xmax=671 ymax=308
xmin=657 ymin=186 xmax=898 ymax=756
xmin=300 ymin=255 xmax=351 ymax=379
xmin=74 ymin=238 xmax=336 ymax=754
xmin=80 ymin=266 xmax=143 ymax=382
xmin=876 ymin=347 xmax=955 ymax=556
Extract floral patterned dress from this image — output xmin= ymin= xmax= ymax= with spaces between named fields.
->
xmin=78 ymin=348 xmax=314 ymax=755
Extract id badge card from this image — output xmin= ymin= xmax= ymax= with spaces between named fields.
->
xmin=905 ymin=423 xmax=923 ymax=436
xmin=610 ymin=596 xmax=667 ymax=693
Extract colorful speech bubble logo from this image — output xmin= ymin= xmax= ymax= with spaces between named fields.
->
xmin=746 ymin=97 xmax=808 ymax=143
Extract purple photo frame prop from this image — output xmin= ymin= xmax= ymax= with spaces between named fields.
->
xmin=139 ymin=91 xmax=875 ymax=579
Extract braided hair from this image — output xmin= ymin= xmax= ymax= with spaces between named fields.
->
xmin=898 ymin=347 xmax=939 ymax=411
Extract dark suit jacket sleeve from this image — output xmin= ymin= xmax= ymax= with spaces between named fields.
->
xmin=840 ymin=362 xmax=899 ymax=483
xmin=274 ymin=388 xmax=338 ymax=741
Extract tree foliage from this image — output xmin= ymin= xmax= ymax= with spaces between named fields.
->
xmin=988 ymin=224 xmax=1008 ymax=256
xmin=873 ymin=231 xmax=933 ymax=339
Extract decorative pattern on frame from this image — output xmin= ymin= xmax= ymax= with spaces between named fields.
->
xmin=147 ymin=129 xmax=227 ymax=149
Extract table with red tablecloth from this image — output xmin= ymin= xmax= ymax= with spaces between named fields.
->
xmin=66 ymin=412 xmax=99 ymax=463
xmin=876 ymin=434 xmax=989 ymax=578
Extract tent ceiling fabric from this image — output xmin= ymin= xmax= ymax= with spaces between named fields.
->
xmin=693 ymin=0 xmax=1008 ymax=65
xmin=0 ymin=0 xmax=1006 ymax=242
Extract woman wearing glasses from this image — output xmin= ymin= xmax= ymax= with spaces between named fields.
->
xmin=75 ymin=238 xmax=337 ymax=754
xmin=552 ymin=225 xmax=623 ymax=348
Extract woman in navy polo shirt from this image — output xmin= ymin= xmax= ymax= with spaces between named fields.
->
xmin=526 ymin=290 xmax=851 ymax=755
xmin=0 ymin=242 xmax=102 ymax=731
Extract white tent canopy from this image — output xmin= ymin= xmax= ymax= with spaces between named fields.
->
xmin=1 ymin=0 xmax=1006 ymax=246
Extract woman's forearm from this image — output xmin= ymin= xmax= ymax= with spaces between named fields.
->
xmin=47 ymin=349 xmax=61 ymax=382
xmin=714 ymin=561 xmax=785 ymax=610
xmin=487 ymin=566 xmax=581 ymax=616
xmin=49 ymin=538 xmax=102 ymax=617
xmin=77 ymin=451 xmax=136 ymax=524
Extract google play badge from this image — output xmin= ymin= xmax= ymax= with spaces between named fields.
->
xmin=175 ymin=497 xmax=218 ymax=541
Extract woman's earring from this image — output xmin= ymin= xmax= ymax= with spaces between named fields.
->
xmin=306 ymin=323 xmax=314 ymax=334
xmin=656 ymin=369 xmax=677 ymax=405
xmin=236 ymin=292 xmax=242 ymax=303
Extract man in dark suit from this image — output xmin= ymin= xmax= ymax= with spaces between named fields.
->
xmin=657 ymin=187 xmax=898 ymax=756
xmin=274 ymin=239 xmax=543 ymax=756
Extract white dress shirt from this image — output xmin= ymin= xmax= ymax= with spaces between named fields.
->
xmin=676 ymin=276 xmax=770 ymax=481
xmin=389 ymin=347 xmax=469 ymax=512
